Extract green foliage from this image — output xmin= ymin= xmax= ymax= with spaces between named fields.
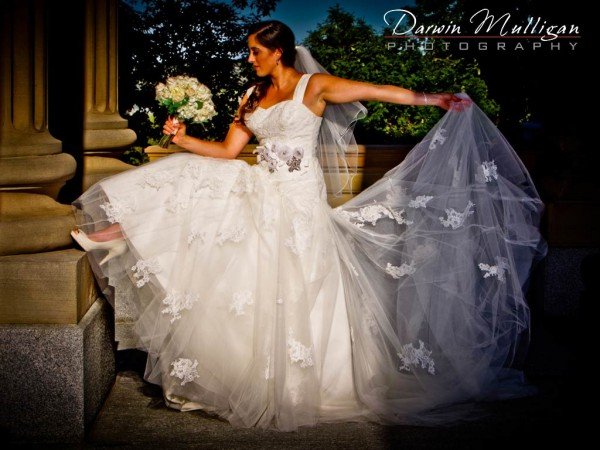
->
xmin=304 ymin=5 xmax=498 ymax=143
xmin=122 ymin=146 xmax=150 ymax=166
xmin=119 ymin=0 xmax=279 ymax=151
xmin=158 ymin=98 xmax=191 ymax=116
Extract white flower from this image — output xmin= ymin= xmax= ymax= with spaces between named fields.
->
xmin=126 ymin=104 xmax=140 ymax=116
xmin=169 ymin=86 xmax=185 ymax=102
xmin=276 ymin=144 xmax=293 ymax=161
xmin=155 ymin=75 xmax=217 ymax=124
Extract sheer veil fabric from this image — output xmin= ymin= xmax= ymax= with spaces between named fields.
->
xmin=330 ymin=93 xmax=546 ymax=423
xmin=71 ymin=48 xmax=547 ymax=430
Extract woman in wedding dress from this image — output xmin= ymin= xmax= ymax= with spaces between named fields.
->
xmin=71 ymin=20 xmax=546 ymax=431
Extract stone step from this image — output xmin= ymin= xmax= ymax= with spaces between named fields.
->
xmin=0 ymin=192 xmax=75 ymax=256
xmin=0 ymin=248 xmax=98 ymax=324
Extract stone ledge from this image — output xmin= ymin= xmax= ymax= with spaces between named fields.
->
xmin=143 ymin=144 xmax=366 ymax=207
xmin=0 ymin=298 xmax=115 ymax=443
xmin=0 ymin=249 xmax=97 ymax=324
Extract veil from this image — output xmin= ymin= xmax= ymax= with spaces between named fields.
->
xmin=295 ymin=45 xmax=547 ymax=425
xmin=294 ymin=46 xmax=367 ymax=198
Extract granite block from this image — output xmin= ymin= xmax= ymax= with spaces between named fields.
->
xmin=543 ymin=247 xmax=599 ymax=317
xmin=0 ymin=298 xmax=115 ymax=443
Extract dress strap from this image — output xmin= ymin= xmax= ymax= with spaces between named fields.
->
xmin=293 ymin=73 xmax=312 ymax=103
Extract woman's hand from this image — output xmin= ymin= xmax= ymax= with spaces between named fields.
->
xmin=163 ymin=117 xmax=187 ymax=145
xmin=430 ymin=93 xmax=471 ymax=111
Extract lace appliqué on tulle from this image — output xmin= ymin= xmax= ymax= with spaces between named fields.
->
xmin=131 ymin=257 xmax=161 ymax=287
xmin=385 ymin=261 xmax=416 ymax=278
xmin=170 ymin=358 xmax=199 ymax=386
xmin=184 ymin=162 xmax=216 ymax=198
xmin=439 ymin=201 xmax=475 ymax=229
xmin=217 ymin=225 xmax=246 ymax=245
xmin=285 ymin=216 xmax=311 ymax=256
xmin=429 ymin=128 xmax=447 ymax=150
xmin=100 ymin=197 xmax=136 ymax=224
xmin=335 ymin=203 xmax=412 ymax=228
xmin=231 ymin=168 xmax=256 ymax=195
xmin=408 ymin=195 xmax=434 ymax=209
xmin=229 ymin=290 xmax=254 ymax=316
xmin=183 ymin=161 xmax=231 ymax=199
xmin=288 ymin=329 xmax=314 ymax=368
xmin=187 ymin=228 xmax=206 ymax=246
xmin=481 ymin=160 xmax=498 ymax=182
xmin=398 ymin=340 xmax=436 ymax=375
xmin=166 ymin=191 xmax=189 ymax=213
xmin=196 ymin=177 xmax=225 ymax=199
xmin=137 ymin=171 xmax=175 ymax=190
xmin=162 ymin=290 xmax=200 ymax=323
xmin=478 ymin=256 xmax=509 ymax=282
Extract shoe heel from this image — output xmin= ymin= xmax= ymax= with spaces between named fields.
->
xmin=99 ymin=240 xmax=127 ymax=265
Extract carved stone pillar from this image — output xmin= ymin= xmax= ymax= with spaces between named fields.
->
xmin=0 ymin=2 xmax=115 ymax=442
xmin=0 ymin=0 xmax=76 ymax=198
xmin=83 ymin=0 xmax=136 ymax=155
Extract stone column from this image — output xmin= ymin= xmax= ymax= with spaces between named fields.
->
xmin=83 ymin=0 xmax=136 ymax=155
xmin=0 ymin=1 xmax=115 ymax=442
xmin=0 ymin=0 xmax=76 ymax=199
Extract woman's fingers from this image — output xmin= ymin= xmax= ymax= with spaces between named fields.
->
xmin=163 ymin=120 xmax=180 ymax=135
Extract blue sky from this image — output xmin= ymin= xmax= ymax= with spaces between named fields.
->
xmin=263 ymin=0 xmax=415 ymax=43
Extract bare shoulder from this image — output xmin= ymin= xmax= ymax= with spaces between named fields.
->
xmin=304 ymin=73 xmax=343 ymax=105
xmin=306 ymin=73 xmax=338 ymax=91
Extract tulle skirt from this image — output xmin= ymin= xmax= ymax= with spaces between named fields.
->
xmin=72 ymin=97 xmax=547 ymax=430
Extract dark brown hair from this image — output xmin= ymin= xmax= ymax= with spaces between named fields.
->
xmin=236 ymin=20 xmax=297 ymax=125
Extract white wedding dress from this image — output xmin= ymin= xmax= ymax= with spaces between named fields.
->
xmin=73 ymin=74 xmax=547 ymax=431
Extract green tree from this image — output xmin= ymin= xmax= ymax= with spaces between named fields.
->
xmin=303 ymin=4 xmax=498 ymax=143
xmin=119 ymin=0 xmax=279 ymax=162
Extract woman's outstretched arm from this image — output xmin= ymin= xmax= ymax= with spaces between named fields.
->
xmin=311 ymin=73 xmax=463 ymax=111
xmin=163 ymin=93 xmax=254 ymax=160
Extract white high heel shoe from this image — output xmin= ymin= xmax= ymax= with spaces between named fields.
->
xmin=71 ymin=229 xmax=127 ymax=265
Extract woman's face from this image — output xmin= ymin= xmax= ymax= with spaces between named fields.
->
xmin=247 ymin=34 xmax=280 ymax=77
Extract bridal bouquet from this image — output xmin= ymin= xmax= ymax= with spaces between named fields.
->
xmin=155 ymin=75 xmax=217 ymax=148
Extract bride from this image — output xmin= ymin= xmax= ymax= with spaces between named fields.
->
xmin=71 ymin=20 xmax=546 ymax=431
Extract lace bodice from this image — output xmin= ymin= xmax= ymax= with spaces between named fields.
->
xmin=245 ymin=74 xmax=323 ymax=179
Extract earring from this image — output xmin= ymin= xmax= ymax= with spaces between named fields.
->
xmin=276 ymin=59 xmax=280 ymax=66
